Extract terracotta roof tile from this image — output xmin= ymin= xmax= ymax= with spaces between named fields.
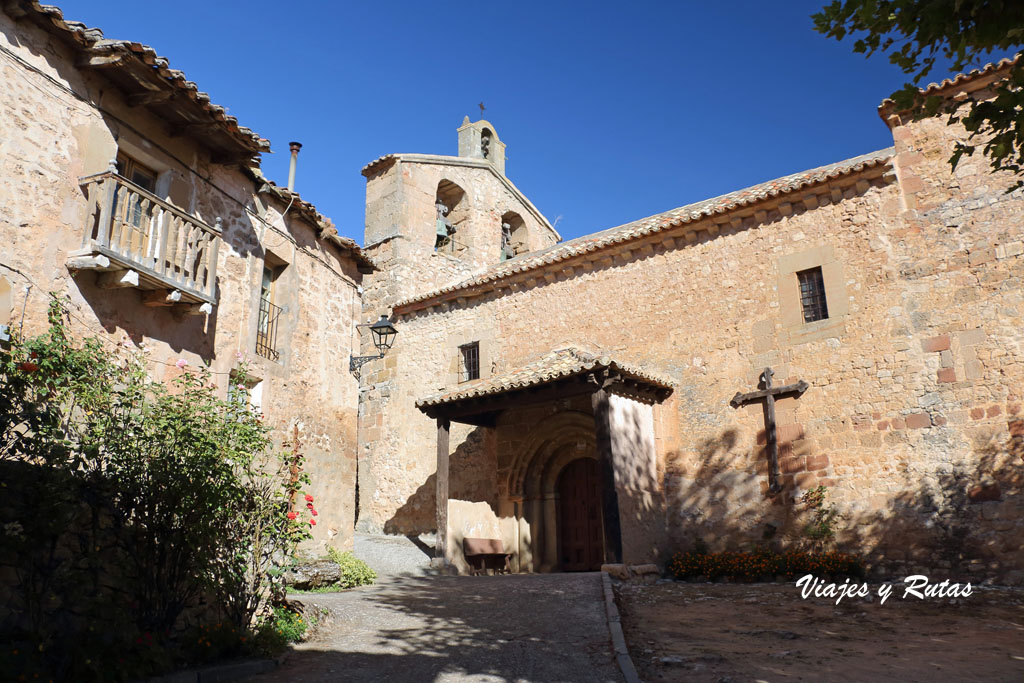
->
xmin=397 ymin=147 xmax=894 ymax=310
xmin=24 ymin=3 xmax=269 ymax=155
xmin=879 ymin=54 xmax=1022 ymax=116
xmin=416 ymin=346 xmax=673 ymax=410
xmin=249 ymin=170 xmax=375 ymax=270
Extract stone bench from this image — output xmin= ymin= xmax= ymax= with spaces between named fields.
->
xmin=463 ymin=537 xmax=511 ymax=575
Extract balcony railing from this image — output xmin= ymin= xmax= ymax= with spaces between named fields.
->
xmin=73 ymin=171 xmax=220 ymax=305
xmin=255 ymin=297 xmax=282 ymax=362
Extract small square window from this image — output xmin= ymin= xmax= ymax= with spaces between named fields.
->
xmin=459 ymin=342 xmax=480 ymax=382
xmin=797 ymin=267 xmax=829 ymax=323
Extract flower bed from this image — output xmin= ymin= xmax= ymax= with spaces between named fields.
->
xmin=669 ymin=549 xmax=864 ymax=582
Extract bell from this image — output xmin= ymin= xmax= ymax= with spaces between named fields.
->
xmin=436 ymin=219 xmax=449 ymax=237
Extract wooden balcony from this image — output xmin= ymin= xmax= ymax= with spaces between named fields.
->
xmin=69 ymin=171 xmax=220 ymax=310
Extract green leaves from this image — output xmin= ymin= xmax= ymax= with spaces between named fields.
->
xmin=2 ymin=301 xmax=309 ymax=679
xmin=813 ymin=0 xmax=1024 ymax=187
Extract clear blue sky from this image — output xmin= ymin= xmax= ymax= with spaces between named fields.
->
xmin=59 ymin=1 xmax=975 ymax=242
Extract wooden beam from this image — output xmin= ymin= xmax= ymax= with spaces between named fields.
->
xmin=435 ymin=418 xmax=450 ymax=562
xmin=174 ymin=302 xmax=213 ymax=316
xmin=96 ymin=269 xmax=139 ymax=289
xmin=591 ymin=388 xmax=624 ymax=564
xmin=127 ymin=90 xmax=173 ymax=107
xmin=169 ymin=122 xmax=222 ymax=138
xmin=66 ymin=253 xmax=110 ymax=270
xmin=424 ymin=375 xmax=596 ymax=423
xmin=143 ymin=289 xmax=182 ymax=307
xmin=77 ymin=53 xmax=126 ymax=69
xmin=3 ymin=1 xmax=28 ymax=18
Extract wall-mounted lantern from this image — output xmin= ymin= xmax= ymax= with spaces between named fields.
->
xmin=349 ymin=315 xmax=398 ymax=373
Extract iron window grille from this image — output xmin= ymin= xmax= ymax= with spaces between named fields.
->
xmin=459 ymin=342 xmax=480 ymax=382
xmin=797 ymin=267 xmax=829 ymax=323
xmin=256 ymin=297 xmax=282 ymax=361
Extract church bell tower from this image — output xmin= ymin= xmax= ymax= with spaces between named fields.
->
xmin=457 ymin=117 xmax=506 ymax=176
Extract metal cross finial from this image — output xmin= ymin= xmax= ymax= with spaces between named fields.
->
xmin=478 ymin=102 xmax=485 ymax=118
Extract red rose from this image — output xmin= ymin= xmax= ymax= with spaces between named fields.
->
xmin=311 ymin=509 xmax=318 ymax=516
xmin=287 ymin=511 xmax=297 ymax=521
xmin=309 ymin=519 xmax=317 ymax=526
xmin=18 ymin=361 xmax=38 ymax=373
xmin=306 ymin=502 xmax=313 ymax=509
xmin=304 ymin=494 xmax=314 ymax=502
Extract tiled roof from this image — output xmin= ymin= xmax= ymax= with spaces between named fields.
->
xmin=250 ymin=170 xmax=375 ymax=271
xmin=361 ymin=154 xmax=399 ymax=177
xmin=396 ymin=147 xmax=894 ymax=310
xmin=416 ymin=346 xmax=673 ymax=410
xmin=879 ymin=54 xmax=1022 ymax=115
xmin=17 ymin=3 xmax=269 ymax=157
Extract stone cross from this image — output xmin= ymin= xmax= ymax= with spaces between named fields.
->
xmin=730 ymin=367 xmax=809 ymax=494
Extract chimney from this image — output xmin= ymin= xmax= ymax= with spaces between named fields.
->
xmin=287 ymin=141 xmax=302 ymax=192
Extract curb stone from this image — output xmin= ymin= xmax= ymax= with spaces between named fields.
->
xmin=601 ymin=571 xmax=642 ymax=683
xmin=144 ymin=657 xmax=277 ymax=683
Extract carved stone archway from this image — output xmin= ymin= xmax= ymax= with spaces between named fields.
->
xmin=512 ymin=411 xmax=597 ymax=571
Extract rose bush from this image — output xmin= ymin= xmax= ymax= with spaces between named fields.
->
xmin=0 ymin=298 xmax=313 ymax=681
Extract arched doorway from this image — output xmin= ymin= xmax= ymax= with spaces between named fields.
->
xmin=557 ymin=458 xmax=604 ymax=571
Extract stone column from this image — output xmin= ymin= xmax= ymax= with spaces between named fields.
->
xmin=542 ymin=492 xmax=558 ymax=571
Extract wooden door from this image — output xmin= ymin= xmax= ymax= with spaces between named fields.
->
xmin=558 ymin=458 xmax=604 ymax=571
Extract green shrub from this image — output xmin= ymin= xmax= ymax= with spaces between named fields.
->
xmin=801 ymin=485 xmax=840 ymax=547
xmin=263 ymin=606 xmax=309 ymax=644
xmin=0 ymin=298 xmax=314 ymax=680
xmin=327 ymin=548 xmax=377 ymax=588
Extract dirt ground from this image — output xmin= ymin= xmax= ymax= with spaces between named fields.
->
xmin=615 ymin=580 xmax=1024 ymax=683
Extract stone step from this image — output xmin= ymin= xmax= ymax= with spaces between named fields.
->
xmin=353 ymin=532 xmax=438 ymax=578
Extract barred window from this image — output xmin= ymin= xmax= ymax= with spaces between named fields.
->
xmin=797 ymin=267 xmax=829 ymax=323
xmin=459 ymin=342 xmax=480 ymax=382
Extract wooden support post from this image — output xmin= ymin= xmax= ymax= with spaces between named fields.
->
xmin=591 ymin=388 xmax=624 ymax=565
xmin=96 ymin=269 xmax=139 ymax=289
xmin=435 ymin=418 xmax=450 ymax=561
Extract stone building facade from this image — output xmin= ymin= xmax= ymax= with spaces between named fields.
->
xmin=0 ymin=3 xmax=370 ymax=552
xmin=358 ymin=59 xmax=1024 ymax=580
xmin=3 ymin=3 xmax=1021 ymax=581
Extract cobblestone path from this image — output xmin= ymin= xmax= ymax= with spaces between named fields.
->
xmin=247 ymin=572 xmax=621 ymax=683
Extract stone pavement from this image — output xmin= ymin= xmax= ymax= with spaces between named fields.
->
xmin=247 ymin=572 xmax=622 ymax=683
xmin=352 ymin=532 xmax=437 ymax=578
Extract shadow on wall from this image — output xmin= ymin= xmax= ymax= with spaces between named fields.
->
xmin=72 ymin=276 xmax=219 ymax=361
xmin=611 ymin=400 xmax=668 ymax=566
xmin=384 ymin=426 xmax=495 ymax=536
xmin=666 ymin=422 xmax=1024 ymax=582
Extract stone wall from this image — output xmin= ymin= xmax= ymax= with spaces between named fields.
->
xmin=367 ymin=101 xmax=1024 ymax=580
xmin=0 ymin=10 xmax=362 ymax=553
xmin=357 ymin=155 xmax=558 ymax=533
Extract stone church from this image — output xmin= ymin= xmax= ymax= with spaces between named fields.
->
xmin=2 ymin=3 xmax=1022 ymax=580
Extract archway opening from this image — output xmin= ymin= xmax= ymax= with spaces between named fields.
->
xmin=500 ymin=211 xmax=527 ymax=261
xmin=435 ymin=180 xmax=467 ymax=253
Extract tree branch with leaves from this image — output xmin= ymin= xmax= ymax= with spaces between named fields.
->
xmin=814 ymin=0 xmax=1024 ymax=188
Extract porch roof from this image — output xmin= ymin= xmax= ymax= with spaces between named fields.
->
xmin=416 ymin=347 xmax=673 ymax=425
